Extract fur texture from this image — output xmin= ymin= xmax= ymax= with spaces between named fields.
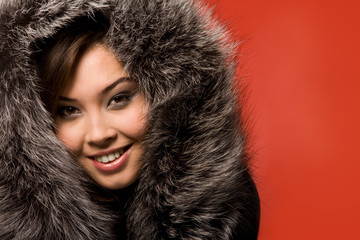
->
xmin=0 ymin=0 xmax=260 ymax=239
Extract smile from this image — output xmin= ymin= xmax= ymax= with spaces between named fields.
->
xmin=89 ymin=144 xmax=131 ymax=164
xmin=94 ymin=149 xmax=124 ymax=163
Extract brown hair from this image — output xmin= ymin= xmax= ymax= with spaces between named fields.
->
xmin=35 ymin=13 xmax=123 ymax=202
xmin=36 ymin=13 xmax=109 ymax=114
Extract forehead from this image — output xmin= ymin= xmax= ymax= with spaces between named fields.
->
xmin=61 ymin=45 xmax=127 ymax=96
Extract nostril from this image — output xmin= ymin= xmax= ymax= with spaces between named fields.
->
xmin=86 ymin=124 xmax=117 ymax=146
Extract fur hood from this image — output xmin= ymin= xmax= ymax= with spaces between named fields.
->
xmin=0 ymin=0 xmax=259 ymax=239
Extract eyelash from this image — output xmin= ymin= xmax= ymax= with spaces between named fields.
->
xmin=56 ymin=106 xmax=81 ymax=120
xmin=56 ymin=92 xmax=135 ymax=120
xmin=107 ymin=92 xmax=133 ymax=109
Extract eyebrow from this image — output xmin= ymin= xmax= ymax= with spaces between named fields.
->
xmin=58 ymin=96 xmax=76 ymax=102
xmin=102 ymin=76 xmax=131 ymax=94
xmin=58 ymin=76 xmax=131 ymax=102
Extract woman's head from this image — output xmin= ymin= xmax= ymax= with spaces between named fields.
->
xmin=38 ymin=15 xmax=148 ymax=190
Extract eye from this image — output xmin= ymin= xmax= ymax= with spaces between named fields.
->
xmin=108 ymin=93 xmax=132 ymax=109
xmin=56 ymin=106 xmax=81 ymax=119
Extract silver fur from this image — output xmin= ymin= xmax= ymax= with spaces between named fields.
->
xmin=0 ymin=0 xmax=260 ymax=239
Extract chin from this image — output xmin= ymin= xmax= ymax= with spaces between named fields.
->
xmin=94 ymin=174 xmax=139 ymax=190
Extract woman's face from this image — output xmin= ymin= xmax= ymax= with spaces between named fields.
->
xmin=55 ymin=44 xmax=147 ymax=190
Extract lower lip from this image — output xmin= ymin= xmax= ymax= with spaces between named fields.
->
xmin=91 ymin=147 xmax=131 ymax=172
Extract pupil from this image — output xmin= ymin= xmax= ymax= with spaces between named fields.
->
xmin=115 ymin=96 xmax=124 ymax=102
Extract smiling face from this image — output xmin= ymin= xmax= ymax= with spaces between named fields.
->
xmin=55 ymin=44 xmax=147 ymax=190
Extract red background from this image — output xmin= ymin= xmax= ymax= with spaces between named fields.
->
xmin=210 ymin=0 xmax=360 ymax=239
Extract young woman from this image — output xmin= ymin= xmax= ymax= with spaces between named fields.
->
xmin=0 ymin=0 xmax=260 ymax=239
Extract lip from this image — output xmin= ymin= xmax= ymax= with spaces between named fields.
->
xmin=89 ymin=145 xmax=128 ymax=157
xmin=89 ymin=144 xmax=132 ymax=173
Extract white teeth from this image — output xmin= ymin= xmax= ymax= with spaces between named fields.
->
xmin=101 ymin=155 xmax=109 ymax=163
xmin=93 ymin=150 xmax=123 ymax=163
xmin=108 ymin=153 xmax=115 ymax=161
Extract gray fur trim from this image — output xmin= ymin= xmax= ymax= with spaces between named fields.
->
xmin=1 ymin=1 xmax=116 ymax=239
xmin=0 ymin=0 xmax=259 ymax=239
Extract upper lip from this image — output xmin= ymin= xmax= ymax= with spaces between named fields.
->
xmin=88 ymin=144 xmax=132 ymax=158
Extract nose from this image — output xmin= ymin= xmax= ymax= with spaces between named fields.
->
xmin=85 ymin=112 xmax=117 ymax=147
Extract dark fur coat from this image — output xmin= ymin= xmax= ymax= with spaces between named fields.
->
xmin=0 ymin=0 xmax=260 ymax=239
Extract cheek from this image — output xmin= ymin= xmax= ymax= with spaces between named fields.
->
xmin=56 ymin=123 xmax=83 ymax=155
xmin=114 ymin=99 xmax=148 ymax=139
xmin=129 ymin=107 xmax=147 ymax=138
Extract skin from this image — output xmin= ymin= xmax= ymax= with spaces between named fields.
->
xmin=55 ymin=44 xmax=147 ymax=190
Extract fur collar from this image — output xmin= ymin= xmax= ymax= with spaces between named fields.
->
xmin=0 ymin=0 xmax=259 ymax=239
